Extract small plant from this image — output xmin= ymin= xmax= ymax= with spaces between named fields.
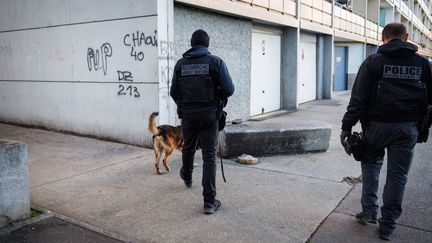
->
xmin=30 ymin=209 xmax=44 ymax=218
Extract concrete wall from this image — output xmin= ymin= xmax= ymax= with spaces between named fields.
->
xmin=0 ymin=0 xmax=157 ymax=32
xmin=0 ymin=140 xmax=30 ymax=222
xmin=0 ymin=0 xmax=171 ymax=147
xmin=173 ymin=4 xmax=252 ymax=121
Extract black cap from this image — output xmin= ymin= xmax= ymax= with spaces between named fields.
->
xmin=191 ymin=29 xmax=209 ymax=47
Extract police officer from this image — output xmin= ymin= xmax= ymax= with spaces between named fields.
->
xmin=170 ymin=29 xmax=234 ymax=214
xmin=341 ymin=23 xmax=432 ymax=240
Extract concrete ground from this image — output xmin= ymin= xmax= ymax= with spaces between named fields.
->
xmin=0 ymin=91 xmax=431 ymax=242
xmin=0 ymin=215 xmax=121 ymax=243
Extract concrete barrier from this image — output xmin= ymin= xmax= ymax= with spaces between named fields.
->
xmin=220 ymin=122 xmax=332 ymax=158
xmin=0 ymin=140 xmax=30 ymax=226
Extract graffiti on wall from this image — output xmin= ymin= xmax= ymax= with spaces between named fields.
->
xmin=123 ymin=30 xmax=157 ymax=61
xmin=0 ymin=45 xmax=12 ymax=56
xmin=117 ymin=70 xmax=140 ymax=97
xmin=85 ymin=29 xmax=160 ymax=98
xmin=87 ymin=43 xmax=112 ymax=75
xmin=159 ymin=40 xmax=175 ymax=86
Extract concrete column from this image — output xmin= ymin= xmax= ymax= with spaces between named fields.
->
xmin=158 ymin=0 xmax=176 ymax=125
xmin=408 ymin=22 xmax=414 ymax=41
xmin=281 ymin=27 xmax=299 ymax=111
xmin=317 ymin=36 xmax=325 ymax=100
xmin=394 ymin=11 xmax=401 ymax=22
xmin=0 ymin=140 xmax=30 ymax=225
xmin=317 ymin=34 xmax=333 ymax=99
xmin=323 ymin=35 xmax=333 ymax=99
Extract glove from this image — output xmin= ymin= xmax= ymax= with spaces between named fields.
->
xmin=417 ymin=128 xmax=429 ymax=143
xmin=340 ymin=130 xmax=352 ymax=155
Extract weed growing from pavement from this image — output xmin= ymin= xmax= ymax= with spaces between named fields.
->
xmin=30 ymin=209 xmax=44 ymax=218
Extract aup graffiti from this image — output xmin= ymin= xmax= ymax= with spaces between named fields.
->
xmin=87 ymin=43 xmax=112 ymax=75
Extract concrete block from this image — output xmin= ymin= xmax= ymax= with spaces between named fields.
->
xmin=220 ymin=122 xmax=331 ymax=158
xmin=0 ymin=140 xmax=30 ymax=223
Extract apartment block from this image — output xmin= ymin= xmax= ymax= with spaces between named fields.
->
xmin=0 ymin=0 xmax=430 ymax=146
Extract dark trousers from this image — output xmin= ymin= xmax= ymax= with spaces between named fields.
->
xmin=181 ymin=111 xmax=218 ymax=203
xmin=361 ymin=121 xmax=418 ymax=234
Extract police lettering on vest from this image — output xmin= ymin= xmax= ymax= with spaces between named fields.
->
xmin=181 ymin=64 xmax=209 ymax=76
xmin=383 ymin=65 xmax=422 ymax=80
xmin=377 ymin=64 xmax=428 ymax=114
xmin=177 ymin=61 xmax=215 ymax=104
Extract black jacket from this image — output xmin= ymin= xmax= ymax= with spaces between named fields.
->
xmin=170 ymin=46 xmax=234 ymax=116
xmin=342 ymin=39 xmax=432 ymax=131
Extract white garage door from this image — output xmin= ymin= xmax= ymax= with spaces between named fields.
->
xmin=250 ymin=31 xmax=281 ymax=116
xmin=298 ymin=35 xmax=317 ymax=104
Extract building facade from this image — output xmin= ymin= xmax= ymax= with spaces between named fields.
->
xmin=0 ymin=0 xmax=431 ymax=146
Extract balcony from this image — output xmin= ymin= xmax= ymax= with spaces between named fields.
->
xmin=300 ymin=0 xmax=332 ymax=27
xmin=240 ymin=0 xmax=297 ymax=16
xmin=175 ymin=0 xmax=432 ymax=52
xmin=334 ymin=3 xmax=367 ymax=40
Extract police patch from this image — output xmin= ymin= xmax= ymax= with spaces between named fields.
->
xmin=383 ymin=65 xmax=422 ymax=80
xmin=181 ymin=64 xmax=209 ymax=76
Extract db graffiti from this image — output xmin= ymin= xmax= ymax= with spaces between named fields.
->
xmin=117 ymin=70 xmax=140 ymax=98
xmin=87 ymin=43 xmax=112 ymax=75
xmin=118 ymin=85 xmax=140 ymax=98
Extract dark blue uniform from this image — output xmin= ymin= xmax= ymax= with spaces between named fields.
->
xmin=342 ymin=39 xmax=432 ymax=235
xmin=170 ymin=46 xmax=234 ymax=205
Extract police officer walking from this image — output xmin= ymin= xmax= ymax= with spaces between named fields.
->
xmin=170 ymin=29 xmax=234 ymax=214
xmin=341 ymin=23 xmax=432 ymax=240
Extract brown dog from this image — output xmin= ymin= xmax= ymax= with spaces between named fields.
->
xmin=148 ymin=112 xmax=183 ymax=174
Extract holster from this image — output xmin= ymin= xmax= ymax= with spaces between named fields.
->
xmin=348 ymin=131 xmax=366 ymax=161
xmin=417 ymin=105 xmax=432 ymax=143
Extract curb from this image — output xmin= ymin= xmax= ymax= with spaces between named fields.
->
xmin=0 ymin=211 xmax=54 ymax=236
xmin=0 ymin=206 xmax=136 ymax=243
xmin=52 ymin=211 xmax=135 ymax=243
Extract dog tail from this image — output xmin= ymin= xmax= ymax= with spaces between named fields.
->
xmin=148 ymin=112 xmax=159 ymax=135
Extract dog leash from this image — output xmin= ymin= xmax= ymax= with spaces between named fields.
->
xmin=218 ymin=136 xmax=227 ymax=183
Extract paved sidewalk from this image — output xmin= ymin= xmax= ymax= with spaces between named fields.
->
xmin=1 ymin=91 xmax=430 ymax=242
xmin=311 ymin=136 xmax=432 ymax=243
xmin=0 ymin=215 xmax=121 ymax=243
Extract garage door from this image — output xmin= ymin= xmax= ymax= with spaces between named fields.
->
xmin=298 ymin=34 xmax=317 ymax=104
xmin=250 ymin=31 xmax=281 ymax=116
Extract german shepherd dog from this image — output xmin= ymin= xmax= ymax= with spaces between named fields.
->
xmin=148 ymin=112 xmax=183 ymax=174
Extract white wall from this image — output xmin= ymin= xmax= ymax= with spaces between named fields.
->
xmin=347 ymin=44 xmax=365 ymax=74
xmin=0 ymin=0 xmax=157 ymax=31
xmin=0 ymin=0 xmax=169 ymax=146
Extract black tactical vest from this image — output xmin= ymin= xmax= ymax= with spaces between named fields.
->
xmin=175 ymin=55 xmax=218 ymax=105
xmin=376 ymin=63 xmax=428 ymax=116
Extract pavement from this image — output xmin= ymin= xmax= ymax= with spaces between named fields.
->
xmin=0 ymin=91 xmax=431 ymax=242
xmin=0 ymin=214 xmax=121 ymax=243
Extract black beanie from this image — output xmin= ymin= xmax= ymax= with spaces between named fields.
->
xmin=191 ymin=29 xmax=209 ymax=47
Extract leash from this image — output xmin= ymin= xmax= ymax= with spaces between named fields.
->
xmin=218 ymin=136 xmax=227 ymax=183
